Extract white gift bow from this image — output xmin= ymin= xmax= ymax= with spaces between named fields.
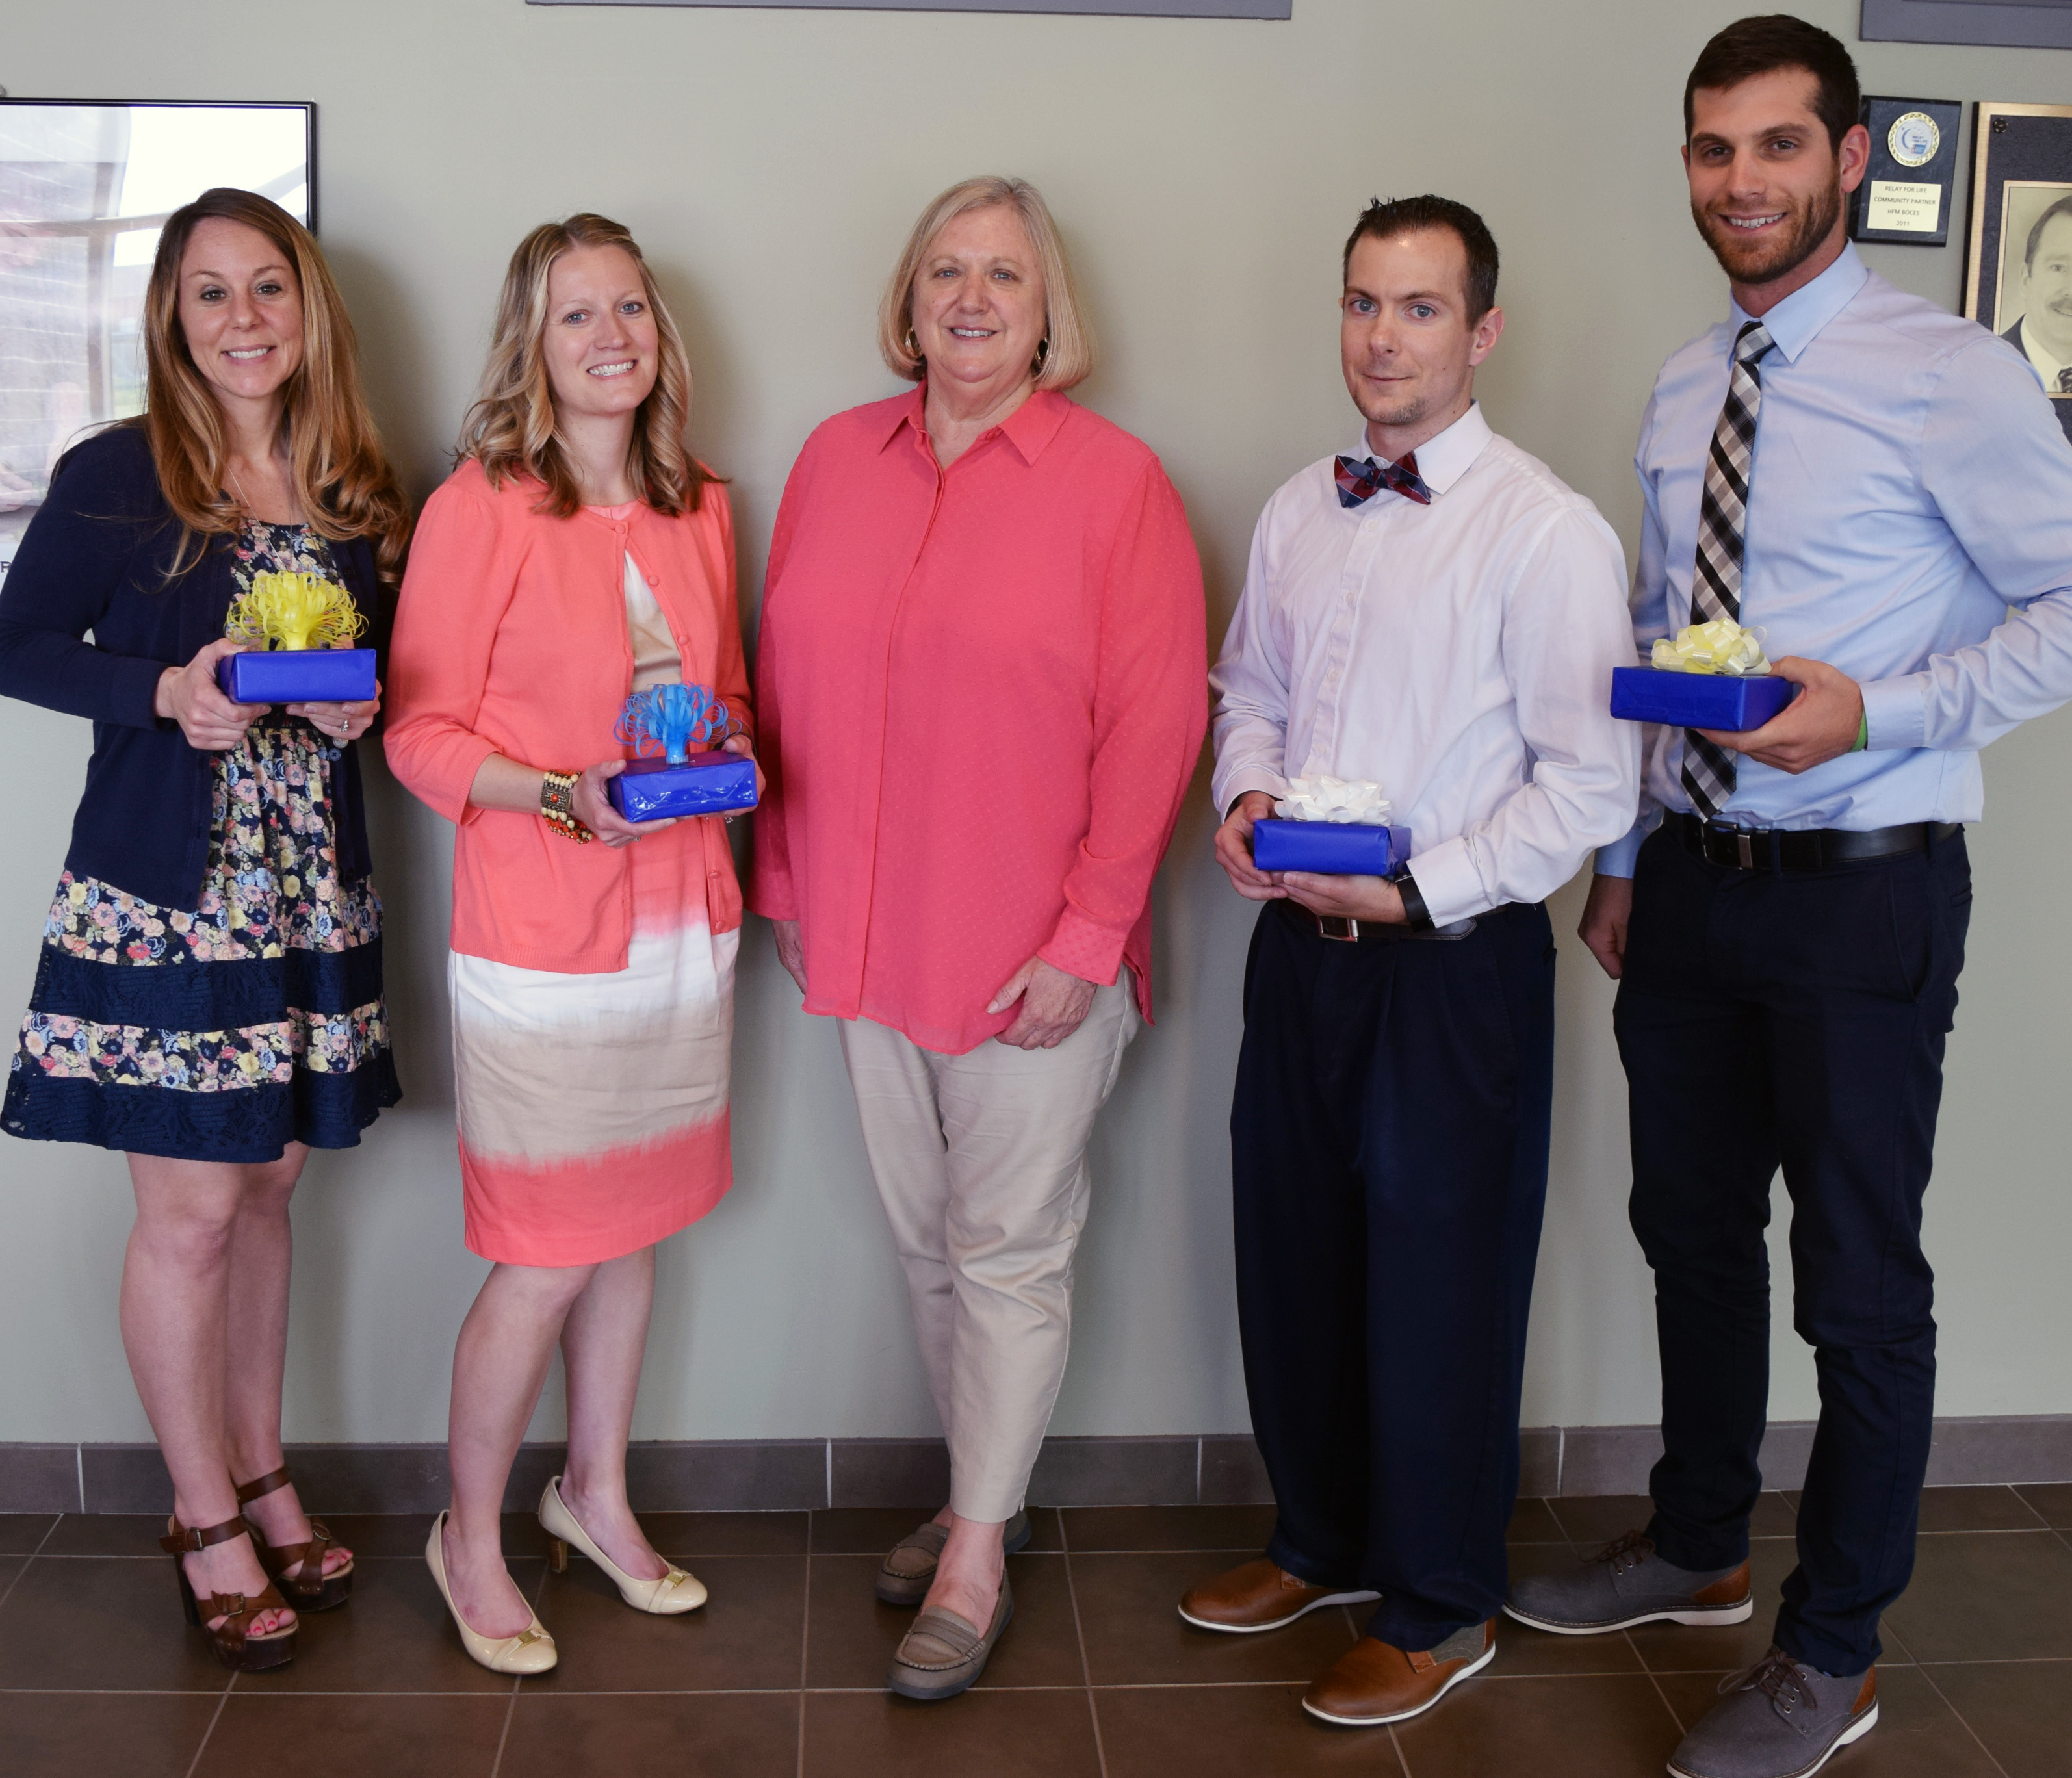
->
xmin=1273 ymin=776 xmax=1392 ymax=825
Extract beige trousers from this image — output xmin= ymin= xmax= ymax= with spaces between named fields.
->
xmin=838 ymin=979 xmax=1140 ymax=1523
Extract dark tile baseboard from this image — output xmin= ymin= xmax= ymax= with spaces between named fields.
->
xmin=6 ymin=1417 xmax=2067 ymax=1514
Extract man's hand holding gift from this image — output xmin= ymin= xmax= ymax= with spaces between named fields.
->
xmin=1213 ymin=786 xmax=1408 ymax=925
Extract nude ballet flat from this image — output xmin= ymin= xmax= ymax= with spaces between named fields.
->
xmin=539 ymin=1476 xmax=707 ymax=1616
xmin=425 ymin=1512 xmax=558 ymax=1675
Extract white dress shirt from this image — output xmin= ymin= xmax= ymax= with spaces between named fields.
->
xmin=1210 ymin=402 xmax=1641 ymax=927
xmin=2019 ymin=313 xmax=2071 ymax=393
xmin=1599 ymin=244 xmax=2072 ymax=873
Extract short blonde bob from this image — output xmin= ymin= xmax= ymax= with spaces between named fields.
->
xmin=457 ymin=213 xmax=713 ymax=519
xmin=877 ymin=176 xmax=1093 ymax=391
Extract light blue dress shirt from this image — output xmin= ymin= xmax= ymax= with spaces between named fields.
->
xmin=1598 ymin=243 xmax=2072 ymax=875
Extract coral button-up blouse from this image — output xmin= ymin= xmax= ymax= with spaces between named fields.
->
xmin=384 ymin=460 xmax=751 ymax=975
xmin=751 ymin=387 xmax=1207 ymax=1055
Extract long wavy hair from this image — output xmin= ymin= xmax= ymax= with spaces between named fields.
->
xmin=138 ymin=187 xmax=409 ymax=586
xmin=456 ymin=214 xmax=711 ymax=519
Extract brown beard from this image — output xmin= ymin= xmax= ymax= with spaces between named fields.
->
xmin=1692 ymin=169 xmax=1843 ymax=289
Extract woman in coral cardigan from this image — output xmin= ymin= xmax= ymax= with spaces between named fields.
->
xmin=385 ymin=214 xmax=753 ymax=1675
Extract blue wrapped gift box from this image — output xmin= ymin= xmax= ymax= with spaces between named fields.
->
xmin=608 ymin=751 xmax=758 ymax=823
xmin=217 ymin=648 xmax=377 ymax=706
xmin=1252 ymin=819 xmax=1411 ymax=876
xmin=1610 ymin=667 xmax=1793 ymax=732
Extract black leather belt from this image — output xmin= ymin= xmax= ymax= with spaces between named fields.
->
xmin=1666 ymin=811 xmax=1960 ymax=872
xmin=1276 ymin=897 xmax=1488 ymax=944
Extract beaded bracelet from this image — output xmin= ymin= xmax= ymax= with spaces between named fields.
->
xmin=539 ymin=769 xmax=593 ymax=844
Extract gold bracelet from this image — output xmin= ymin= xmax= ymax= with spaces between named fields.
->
xmin=539 ymin=769 xmax=593 ymax=844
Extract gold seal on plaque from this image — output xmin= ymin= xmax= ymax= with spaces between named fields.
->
xmin=1887 ymin=112 xmax=1940 ymax=169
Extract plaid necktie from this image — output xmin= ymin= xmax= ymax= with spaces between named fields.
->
xmin=1683 ymin=320 xmax=1776 ymax=819
xmin=1335 ymin=451 xmax=1431 ymax=508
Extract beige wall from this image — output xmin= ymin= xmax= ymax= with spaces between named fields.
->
xmin=2 ymin=0 xmax=2067 ymax=1447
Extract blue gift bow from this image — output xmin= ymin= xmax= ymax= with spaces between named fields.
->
xmin=615 ymin=684 xmax=731 ymax=766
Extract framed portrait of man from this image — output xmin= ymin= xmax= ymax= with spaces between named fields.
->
xmin=1964 ymin=102 xmax=2072 ymax=444
xmin=0 ymin=99 xmax=313 ymax=587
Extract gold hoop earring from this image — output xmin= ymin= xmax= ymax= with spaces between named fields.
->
xmin=903 ymin=326 xmax=922 ymax=363
xmin=1031 ymin=334 xmax=1052 ymax=377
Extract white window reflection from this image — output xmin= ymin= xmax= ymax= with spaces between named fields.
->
xmin=0 ymin=101 xmax=311 ymax=579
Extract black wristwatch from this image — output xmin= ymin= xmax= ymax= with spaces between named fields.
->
xmin=1395 ymin=870 xmax=1436 ymax=933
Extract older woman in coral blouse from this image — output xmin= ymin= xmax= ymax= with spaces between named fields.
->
xmin=753 ymin=174 xmax=1206 ymax=1701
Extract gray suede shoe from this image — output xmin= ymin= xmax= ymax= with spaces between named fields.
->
xmin=1668 ymin=1647 xmax=1878 ymax=1778
xmin=887 ymin=1578 xmax=1014 ymax=1701
xmin=1505 ymin=1530 xmax=1752 ymax=1635
xmin=876 ymin=1510 xmax=1032 ymax=1606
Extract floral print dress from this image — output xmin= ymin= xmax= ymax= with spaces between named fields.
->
xmin=1 ymin=521 xmax=400 ymax=1162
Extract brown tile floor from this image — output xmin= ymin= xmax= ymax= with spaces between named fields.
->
xmin=0 ymin=1488 xmax=2065 ymax=1777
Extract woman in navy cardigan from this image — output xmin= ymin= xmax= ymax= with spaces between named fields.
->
xmin=0 ymin=189 xmax=406 ymax=1671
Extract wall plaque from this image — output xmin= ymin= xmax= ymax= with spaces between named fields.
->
xmin=1850 ymin=96 xmax=1962 ymax=246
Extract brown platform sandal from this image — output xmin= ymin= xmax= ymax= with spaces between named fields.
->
xmin=160 ymin=1514 xmax=298 ymax=1671
xmin=235 ymin=1465 xmax=354 ymax=1612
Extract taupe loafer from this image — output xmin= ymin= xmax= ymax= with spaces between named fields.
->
xmin=876 ymin=1510 xmax=1032 ymax=1607
xmin=888 ymin=1578 xmax=1015 ymax=1701
xmin=1178 ymin=1556 xmax=1379 ymax=1633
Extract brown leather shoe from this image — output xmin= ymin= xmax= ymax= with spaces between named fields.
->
xmin=1302 ymin=1619 xmax=1496 ymax=1727
xmin=1178 ymin=1557 xmax=1380 ymax=1634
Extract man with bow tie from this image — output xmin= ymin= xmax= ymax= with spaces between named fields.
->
xmin=1179 ymin=194 xmax=1638 ymax=1729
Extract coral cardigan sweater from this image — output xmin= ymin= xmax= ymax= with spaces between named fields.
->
xmin=384 ymin=461 xmax=750 ymax=974
xmin=751 ymin=387 xmax=1206 ymax=1054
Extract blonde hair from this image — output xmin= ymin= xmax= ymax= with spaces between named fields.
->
xmin=456 ymin=213 xmax=712 ymax=519
xmin=877 ymin=176 xmax=1093 ymax=391
xmin=138 ymin=187 xmax=409 ymax=586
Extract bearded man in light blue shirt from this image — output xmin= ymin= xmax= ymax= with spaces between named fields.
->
xmin=1504 ymin=18 xmax=2072 ymax=1778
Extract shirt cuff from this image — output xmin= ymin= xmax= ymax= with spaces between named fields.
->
xmin=1401 ymin=834 xmax=1490 ymax=929
xmin=1594 ymin=822 xmax=1648 ymax=879
xmin=1211 ymin=764 xmax=1285 ymax=818
xmin=1858 ymin=675 xmax=1926 ymax=753
xmin=1039 ymin=903 xmax=1127 ymax=987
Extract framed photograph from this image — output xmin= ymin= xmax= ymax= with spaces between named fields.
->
xmin=0 ymin=99 xmax=314 ymax=584
xmin=1965 ymin=103 xmax=2072 ymax=445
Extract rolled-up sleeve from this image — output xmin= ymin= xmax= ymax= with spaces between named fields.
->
xmin=1040 ymin=463 xmax=1207 ymax=985
xmin=1409 ymin=507 xmax=1642 ymax=926
xmin=1859 ymin=337 xmax=2072 ymax=753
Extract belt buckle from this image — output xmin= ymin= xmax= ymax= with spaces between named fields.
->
xmin=1317 ymin=914 xmax=1360 ymax=942
xmin=1736 ymin=831 xmax=1754 ymax=869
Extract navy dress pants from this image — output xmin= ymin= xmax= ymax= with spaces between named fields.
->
xmin=1232 ymin=898 xmax=1556 ymax=1652
xmin=1616 ymin=825 xmax=1971 ymax=1676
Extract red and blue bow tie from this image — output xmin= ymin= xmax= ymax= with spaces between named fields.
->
xmin=1334 ymin=451 xmax=1431 ymax=508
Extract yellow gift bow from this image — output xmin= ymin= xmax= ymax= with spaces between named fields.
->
xmin=1651 ymin=618 xmax=1770 ymax=676
xmin=224 ymin=571 xmax=367 ymax=652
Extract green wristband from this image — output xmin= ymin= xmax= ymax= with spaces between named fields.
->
xmin=1852 ymin=710 xmax=1869 ymax=753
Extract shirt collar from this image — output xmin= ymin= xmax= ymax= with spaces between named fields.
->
xmin=1728 ymin=241 xmax=1868 ymax=364
xmin=2019 ymin=315 xmax=2069 ymax=385
xmin=877 ymin=383 xmax=1071 ymax=465
xmin=1345 ymin=399 xmax=1492 ymax=497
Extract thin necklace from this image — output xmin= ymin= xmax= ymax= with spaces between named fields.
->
xmin=229 ymin=465 xmax=302 ymax=526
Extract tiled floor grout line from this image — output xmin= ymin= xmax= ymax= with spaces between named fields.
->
xmin=485 ymin=1549 xmax=554 ymax=1778
xmin=796 ymin=1517 xmax=813 ymax=1778
xmin=1627 ymin=1626 xmax=1689 ymax=1736
xmin=1056 ymin=1508 xmax=1109 ymax=1778
xmin=179 ymin=1677 xmax=235 ymax=1778
xmin=1884 ymin=1614 xmax=2015 ymax=1778
xmin=1386 ymin=1723 xmax=1413 ymax=1778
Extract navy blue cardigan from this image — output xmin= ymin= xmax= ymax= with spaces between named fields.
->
xmin=0 ymin=424 xmax=379 ymax=912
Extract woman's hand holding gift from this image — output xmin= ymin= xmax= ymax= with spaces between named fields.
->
xmin=155 ymin=638 xmax=265 ymax=751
